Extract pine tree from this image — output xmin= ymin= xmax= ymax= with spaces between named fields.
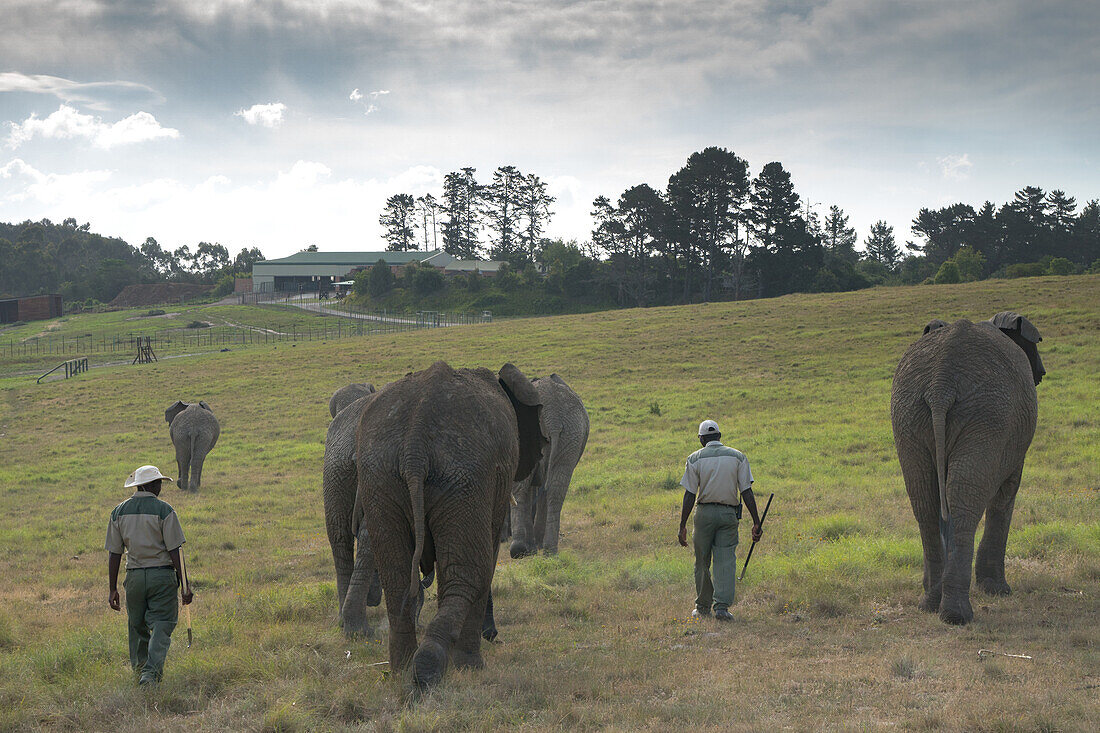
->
xmin=863 ymin=220 xmax=900 ymax=270
xmin=518 ymin=174 xmax=555 ymax=262
xmin=441 ymin=168 xmax=481 ymax=259
xmin=379 ymin=193 xmax=418 ymax=251
xmin=483 ymin=166 xmax=525 ymax=263
xmin=823 ymin=205 xmax=858 ymax=264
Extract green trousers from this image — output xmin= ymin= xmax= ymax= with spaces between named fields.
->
xmin=693 ymin=503 xmax=739 ymax=612
xmin=123 ymin=567 xmax=178 ymax=681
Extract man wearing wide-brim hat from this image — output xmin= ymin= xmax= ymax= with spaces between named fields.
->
xmin=105 ymin=465 xmax=193 ymax=686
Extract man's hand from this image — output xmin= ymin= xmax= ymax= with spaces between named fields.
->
xmin=678 ymin=525 xmax=688 ymax=547
xmin=182 ymin=589 xmax=194 ymax=605
xmin=751 ymin=523 xmax=763 ymax=542
xmin=108 ymin=589 xmax=120 ymax=611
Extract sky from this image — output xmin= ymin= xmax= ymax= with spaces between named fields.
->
xmin=1 ymin=0 xmax=1098 ymax=259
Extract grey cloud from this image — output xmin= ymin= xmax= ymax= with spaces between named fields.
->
xmin=0 ymin=72 xmax=164 ymax=111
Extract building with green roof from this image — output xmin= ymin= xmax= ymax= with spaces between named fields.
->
xmin=251 ymin=250 xmax=455 ymax=292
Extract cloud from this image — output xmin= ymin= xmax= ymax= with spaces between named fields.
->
xmin=0 ymin=72 xmax=164 ymax=111
xmin=350 ymin=89 xmax=390 ymax=115
xmin=234 ymin=102 xmax=286 ymax=128
xmin=937 ymin=154 xmax=973 ymax=180
xmin=6 ymin=105 xmax=180 ymax=149
xmin=0 ymin=158 xmax=113 ymax=205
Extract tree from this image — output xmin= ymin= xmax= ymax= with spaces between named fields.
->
xmin=483 ymin=166 xmax=524 ymax=263
xmin=1047 ymin=189 xmax=1077 ymax=260
xmin=1071 ymin=200 xmax=1100 ymax=265
xmin=747 ymin=161 xmax=819 ymax=295
xmin=822 ymin=205 xmax=858 ymax=264
xmin=934 ymin=260 xmax=961 ymax=284
xmin=666 ymin=147 xmax=750 ymax=301
xmin=379 ymin=193 xmax=418 ymax=251
xmin=441 ymin=168 xmax=481 ymax=259
xmin=306 ymin=244 xmax=319 ymax=252
xmin=415 ymin=193 xmax=440 ymax=251
xmin=997 ymin=186 xmax=1052 ymax=265
xmin=232 ymin=247 xmax=266 ymax=271
xmin=172 ymin=244 xmax=195 ymax=278
xmin=616 ymin=184 xmax=669 ymax=306
xmin=950 ymin=246 xmax=985 ymax=281
xmin=367 ymin=259 xmax=395 ymax=297
xmin=194 ymin=241 xmax=230 ymax=280
xmin=518 ymin=174 xmax=555 ymax=262
xmin=140 ymin=237 xmax=174 ymax=275
xmin=863 ymin=221 xmax=901 ymax=270
xmin=911 ymin=203 xmax=976 ymax=266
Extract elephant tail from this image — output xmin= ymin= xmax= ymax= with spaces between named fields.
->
xmin=927 ymin=391 xmax=954 ymax=551
xmin=405 ymin=469 xmax=426 ymax=609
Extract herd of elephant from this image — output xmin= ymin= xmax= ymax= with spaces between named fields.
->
xmin=158 ymin=309 xmax=1046 ymax=690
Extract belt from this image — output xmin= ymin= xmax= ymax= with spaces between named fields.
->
xmin=128 ymin=565 xmax=175 ymax=571
xmin=698 ymin=502 xmax=738 ymax=507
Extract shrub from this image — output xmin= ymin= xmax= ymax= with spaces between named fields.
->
xmin=951 ymin=246 xmax=985 ymax=281
xmin=186 ymin=320 xmax=210 ymax=329
xmin=367 ymin=259 xmax=395 ymax=297
xmin=1087 ymin=259 xmax=1100 ymax=274
xmin=1047 ymin=257 xmax=1075 ymax=276
xmin=934 ymin=261 xmax=961 ymax=284
xmin=412 ymin=266 xmax=445 ymax=295
xmin=1005 ymin=261 xmax=1047 ymax=278
xmin=146 ymin=309 xmax=166 ymax=316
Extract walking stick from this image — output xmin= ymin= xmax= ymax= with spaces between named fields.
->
xmin=179 ymin=547 xmax=193 ymax=648
xmin=738 ymin=493 xmax=774 ymax=581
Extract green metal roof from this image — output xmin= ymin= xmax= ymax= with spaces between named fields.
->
xmin=256 ymin=250 xmax=444 ymax=266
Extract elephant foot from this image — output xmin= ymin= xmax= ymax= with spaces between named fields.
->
xmin=938 ymin=595 xmax=974 ymax=625
xmin=411 ymin=638 xmax=448 ymax=690
xmin=541 ymin=545 xmax=559 ymax=556
xmin=917 ymin=594 xmax=939 ymax=613
xmin=342 ymin=609 xmax=372 ymax=638
xmin=482 ymin=620 xmax=498 ymax=642
xmin=452 ymin=649 xmax=485 ymax=670
xmin=976 ymin=576 xmax=1011 ymax=597
xmin=509 ymin=541 xmax=535 ymax=559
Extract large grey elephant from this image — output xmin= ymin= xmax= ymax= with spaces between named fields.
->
xmin=329 ymin=382 xmax=375 ymax=418
xmin=165 ymin=401 xmax=221 ymax=493
xmin=323 ymin=386 xmax=382 ymax=635
xmin=354 ymin=361 xmax=546 ymax=690
xmin=891 ymin=312 xmax=1045 ymax=625
xmin=509 ymin=374 xmax=589 ymax=558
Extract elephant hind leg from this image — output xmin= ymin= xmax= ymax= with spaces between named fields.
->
xmin=342 ymin=525 xmax=377 ymax=636
xmin=898 ymin=442 xmax=945 ymax=612
xmin=188 ymin=437 xmax=213 ymax=493
xmin=174 ymin=439 xmax=191 ymax=492
xmin=976 ymin=467 xmax=1022 ymax=597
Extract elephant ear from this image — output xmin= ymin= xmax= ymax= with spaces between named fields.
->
xmin=365 ymin=383 xmax=376 ymax=393
xmin=198 ymin=400 xmax=213 ymax=412
xmin=989 ymin=312 xmax=1046 ymax=386
xmin=165 ymin=400 xmax=188 ymax=424
xmin=990 ymin=311 xmax=1042 ymax=343
xmin=923 ymin=319 xmax=948 ymax=335
xmin=498 ymin=363 xmax=549 ymax=481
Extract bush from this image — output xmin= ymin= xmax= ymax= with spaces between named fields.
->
xmin=367 ymin=259 xmax=395 ymax=297
xmin=1047 ymin=257 xmax=1075 ymax=276
xmin=933 ymin=260 xmax=961 ymax=284
xmin=186 ymin=320 xmax=210 ymax=329
xmin=950 ymin=246 xmax=985 ymax=281
xmin=146 ymin=309 xmax=166 ymax=316
xmin=1087 ymin=259 xmax=1100 ymax=274
xmin=1005 ymin=261 xmax=1048 ymax=278
xmin=412 ymin=266 xmax=445 ymax=295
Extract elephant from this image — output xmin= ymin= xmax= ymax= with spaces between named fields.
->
xmin=354 ymin=361 xmax=546 ymax=690
xmin=323 ymin=387 xmax=383 ymax=635
xmin=165 ymin=401 xmax=220 ymax=493
xmin=329 ymin=382 xmax=375 ymax=418
xmin=891 ymin=311 xmax=1045 ymax=625
xmin=508 ymin=374 xmax=589 ymax=559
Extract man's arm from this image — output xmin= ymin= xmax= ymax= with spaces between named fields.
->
xmin=678 ymin=490 xmax=696 ymax=547
xmin=741 ymin=487 xmax=763 ymax=542
xmin=107 ymin=552 xmax=122 ymax=610
xmin=168 ymin=547 xmax=194 ymax=605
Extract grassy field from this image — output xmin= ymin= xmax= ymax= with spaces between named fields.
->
xmin=0 ymin=276 xmax=1097 ymax=731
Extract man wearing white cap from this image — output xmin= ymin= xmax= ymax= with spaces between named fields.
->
xmin=678 ymin=420 xmax=762 ymax=621
xmin=105 ymin=465 xmax=193 ymax=686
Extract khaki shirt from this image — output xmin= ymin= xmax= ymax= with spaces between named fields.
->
xmin=105 ymin=491 xmax=186 ymax=569
xmin=680 ymin=441 xmax=754 ymax=506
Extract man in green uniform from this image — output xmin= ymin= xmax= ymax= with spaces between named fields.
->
xmin=106 ymin=465 xmax=193 ymax=686
xmin=678 ymin=420 xmax=762 ymax=621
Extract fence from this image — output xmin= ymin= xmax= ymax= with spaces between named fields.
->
xmin=4 ymin=306 xmax=491 ymax=360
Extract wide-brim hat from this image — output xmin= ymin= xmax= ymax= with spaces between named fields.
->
xmin=125 ymin=465 xmax=174 ymax=488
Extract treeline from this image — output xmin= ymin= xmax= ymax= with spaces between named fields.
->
xmin=0 ymin=218 xmax=265 ymax=306
xmin=379 ymin=166 xmax=555 ymax=263
xmin=589 ymin=148 xmax=1100 ymax=307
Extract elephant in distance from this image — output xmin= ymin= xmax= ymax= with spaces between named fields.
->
xmin=509 ymin=374 xmax=589 ymax=558
xmin=329 ymin=382 xmax=375 ymax=418
xmin=354 ymin=361 xmax=546 ymax=690
xmin=165 ymin=401 xmax=220 ymax=493
xmin=891 ymin=312 xmax=1045 ymax=625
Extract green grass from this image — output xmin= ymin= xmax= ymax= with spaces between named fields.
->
xmin=0 ymin=275 xmax=1097 ymax=730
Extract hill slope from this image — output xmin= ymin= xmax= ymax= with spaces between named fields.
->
xmin=0 ymin=276 xmax=1097 ymax=730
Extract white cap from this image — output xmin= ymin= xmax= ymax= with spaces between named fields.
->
xmin=698 ymin=419 xmax=720 ymax=437
xmin=125 ymin=465 xmax=173 ymax=488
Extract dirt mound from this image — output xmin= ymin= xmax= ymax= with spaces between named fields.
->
xmin=110 ymin=283 xmax=211 ymax=308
